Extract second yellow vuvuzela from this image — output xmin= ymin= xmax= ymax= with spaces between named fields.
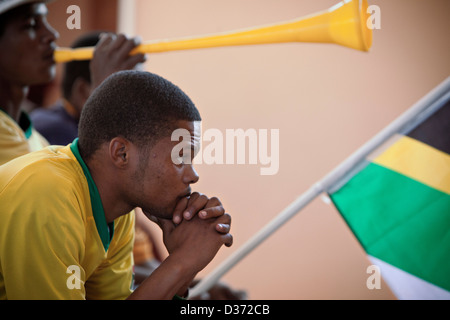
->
xmin=54 ymin=0 xmax=373 ymax=63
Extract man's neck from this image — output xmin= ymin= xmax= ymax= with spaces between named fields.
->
xmin=0 ymin=81 xmax=29 ymax=123
xmin=86 ymin=153 xmax=134 ymax=224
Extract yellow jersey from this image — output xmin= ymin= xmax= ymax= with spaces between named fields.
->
xmin=0 ymin=139 xmax=135 ymax=299
xmin=0 ymin=109 xmax=49 ymax=166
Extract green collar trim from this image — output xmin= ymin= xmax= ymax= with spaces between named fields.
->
xmin=19 ymin=112 xmax=33 ymax=139
xmin=0 ymin=109 xmax=33 ymax=139
xmin=70 ymin=138 xmax=114 ymax=251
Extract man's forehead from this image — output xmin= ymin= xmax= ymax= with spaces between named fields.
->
xmin=33 ymin=2 xmax=48 ymax=15
xmin=182 ymin=120 xmax=201 ymax=145
xmin=192 ymin=121 xmax=201 ymax=139
xmin=165 ymin=120 xmax=201 ymax=152
xmin=175 ymin=120 xmax=201 ymax=134
xmin=5 ymin=3 xmax=48 ymax=20
xmin=168 ymin=121 xmax=201 ymax=164
xmin=25 ymin=3 xmax=49 ymax=17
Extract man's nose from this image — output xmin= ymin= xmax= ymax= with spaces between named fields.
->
xmin=184 ymin=164 xmax=199 ymax=185
xmin=41 ymin=21 xmax=59 ymax=45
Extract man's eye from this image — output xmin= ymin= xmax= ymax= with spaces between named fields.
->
xmin=176 ymin=154 xmax=192 ymax=165
xmin=24 ymin=18 xmax=37 ymax=29
xmin=173 ymin=154 xmax=185 ymax=165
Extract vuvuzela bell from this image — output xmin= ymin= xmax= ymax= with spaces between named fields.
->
xmin=54 ymin=0 xmax=372 ymax=63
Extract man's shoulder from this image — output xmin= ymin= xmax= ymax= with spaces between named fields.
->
xmin=0 ymin=109 xmax=23 ymax=138
xmin=0 ymin=145 xmax=83 ymax=194
xmin=33 ymin=102 xmax=73 ymax=124
xmin=31 ymin=105 xmax=78 ymax=145
xmin=0 ymin=147 xmax=89 ymax=239
xmin=30 ymin=103 xmax=65 ymax=120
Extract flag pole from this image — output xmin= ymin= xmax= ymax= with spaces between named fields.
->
xmin=189 ymin=77 xmax=450 ymax=298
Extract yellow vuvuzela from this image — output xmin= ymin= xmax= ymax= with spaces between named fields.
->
xmin=54 ymin=0 xmax=372 ymax=63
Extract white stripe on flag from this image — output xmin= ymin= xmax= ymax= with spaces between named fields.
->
xmin=368 ymin=256 xmax=450 ymax=300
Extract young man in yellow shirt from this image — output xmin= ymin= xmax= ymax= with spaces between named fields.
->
xmin=0 ymin=0 xmax=146 ymax=165
xmin=0 ymin=70 xmax=233 ymax=299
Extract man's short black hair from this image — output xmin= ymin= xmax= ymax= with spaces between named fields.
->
xmin=61 ymin=31 xmax=102 ymax=100
xmin=78 ymin=70 xmax=201 ymax=161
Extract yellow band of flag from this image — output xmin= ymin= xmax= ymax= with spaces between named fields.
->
xmin=373 ymin=135 xmax=450 ymax=195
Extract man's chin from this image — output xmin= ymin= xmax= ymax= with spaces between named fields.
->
xmin=141 ymin=208 xmax=172 ymax=221
xmin=28 ymin=70 xmax=56 ymax=87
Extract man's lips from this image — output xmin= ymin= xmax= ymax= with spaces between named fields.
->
xmin=139 ymin=189 xmax=192 ymax=219
xmin=43 ymin=45 xmax=56 ymax=63
xmin=43 ymin=51 xmax=55 ymax=62
xmin=179 ymin=188 xmax=192 ymax=199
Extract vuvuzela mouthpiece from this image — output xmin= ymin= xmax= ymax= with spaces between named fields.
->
xmin=54 ymin=47 xmax=95 ymax=63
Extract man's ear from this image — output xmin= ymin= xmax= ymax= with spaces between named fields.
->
xmin=109 ymin=137 xmax=130 ymax=168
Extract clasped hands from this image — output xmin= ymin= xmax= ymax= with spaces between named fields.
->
xmin=147 ymin=192 xmax=233 ymax=275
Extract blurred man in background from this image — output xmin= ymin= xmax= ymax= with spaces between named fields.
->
xmin=0 ymin=0 xmax=145 ymax=165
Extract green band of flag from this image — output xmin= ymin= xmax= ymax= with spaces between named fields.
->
xmin=331 ymin=162 xmax=450 ymax=292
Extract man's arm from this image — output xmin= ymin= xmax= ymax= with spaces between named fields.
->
xmin=128 ymin=213 xmax=232 ymax=300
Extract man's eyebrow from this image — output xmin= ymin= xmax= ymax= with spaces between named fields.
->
xmin=31 ymin=6 xmax=49 ymax=18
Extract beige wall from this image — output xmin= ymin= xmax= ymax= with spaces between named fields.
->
xmin=48 ymin=0 xmax=450 ymax=299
